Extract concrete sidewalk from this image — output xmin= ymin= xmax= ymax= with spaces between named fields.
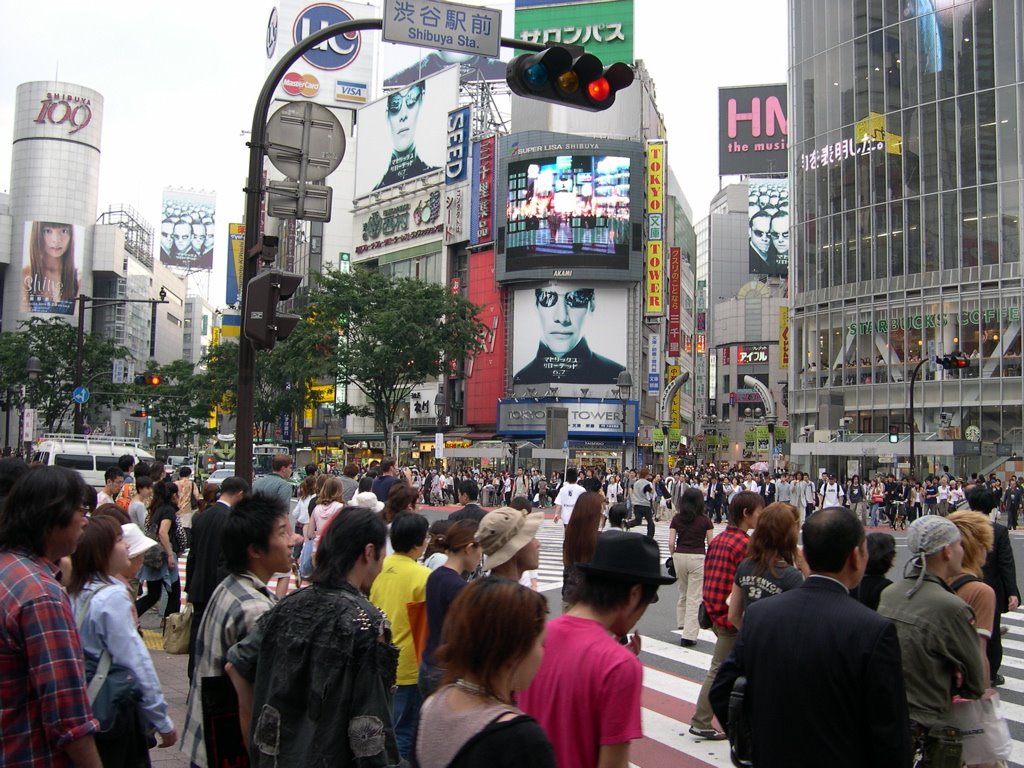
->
xmin=139 ymin=611 xmax=191 ymax=767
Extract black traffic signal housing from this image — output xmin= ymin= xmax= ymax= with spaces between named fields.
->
xmin=506 ymin=45 xmax=634 ymax=112
xmin=244 ymin=268 xmax=303 ymax=351
xmin=888 ymin=425 xmax=899 ymax=444
xmin=134 ymin=373 xmax=162 ymax=386
xmin=936 ymin=353 xmax=969 ymax=370
xmin=131 ymin=409 xmax=148 ymax=418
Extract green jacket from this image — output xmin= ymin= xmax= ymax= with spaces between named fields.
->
xmin=877 ymin=571 xmax=986 ymax=728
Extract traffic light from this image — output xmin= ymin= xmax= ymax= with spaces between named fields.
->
xmin=244 ymin=268 xmax=303 ymax=351
xmin=888 ymin=425 xmax=899 ymax=444
xmin=506 ymin=46 xmax=635 ymax=111
xmin=936 ymin=353 xmax=969 ymax=370
xmin=131 ymin=409 xmax=148 ymax=418
xmin=134 ymin=373 xmax=162 ymax=386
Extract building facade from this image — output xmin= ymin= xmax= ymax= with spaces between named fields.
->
xmin=787 ymin=0 xmax=1023 ymax=477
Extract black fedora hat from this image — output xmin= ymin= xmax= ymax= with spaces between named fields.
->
xmin=576 ymin=530 xmax=676 ymax=586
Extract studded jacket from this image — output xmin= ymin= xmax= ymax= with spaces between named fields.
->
xmin=227 ymin=581 xmax=404 ymax=767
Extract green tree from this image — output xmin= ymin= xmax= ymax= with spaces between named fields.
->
xmin=301 ymin=269 xmax=486 ymax=449
xmin=0 ymin=317 xmax=131 ymax=433
xmin=135 ymin=359 xmax=215 ymax=448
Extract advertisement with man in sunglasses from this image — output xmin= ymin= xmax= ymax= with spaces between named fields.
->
xmin=512 ymin=283 xmax=626 ymax=385
xmin=748 ymin=178 xmax=789 ymax=277
xmin=354 ymin=66 xmax=458 ymax=198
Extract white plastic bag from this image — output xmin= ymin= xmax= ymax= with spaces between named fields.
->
xmin=949 ymin=692 xmax=1012 ymax=764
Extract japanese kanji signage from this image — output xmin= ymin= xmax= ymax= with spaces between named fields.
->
xmin=799 ymin=135 xmax=886 ymax=172
xmin=471 ymin=135 xmax=495 ymax=245
xmin=668 ymin=246 xmax=681 ymax=357
xmin=384 ymin=0 xmax=501 ymax=57
xmin=645 ymin=140 xmax=664 ymax=316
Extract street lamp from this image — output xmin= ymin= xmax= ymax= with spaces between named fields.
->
xmin=434 ymin=390 xmax=446 ymax=474
xmin=322 ymin=410 xmax=332 ymax=473
xmin=73 ymin=289 xmax=169 ymax=435
xmin=14 ymin=356 xmax=42 ymax=455
xmin=616 ymin=369 xmax=633 ymax=473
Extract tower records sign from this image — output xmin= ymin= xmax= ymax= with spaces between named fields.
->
xmin=34 ymin=92 xmax=93 ymax=135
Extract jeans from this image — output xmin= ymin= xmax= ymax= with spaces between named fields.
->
xmin=869 ymin=502 xmax=880 ymax=527
xmin=691 ymin=624 xmax=737 ymax=731
xmin=392 ymin=683 xmax=423 ymax=758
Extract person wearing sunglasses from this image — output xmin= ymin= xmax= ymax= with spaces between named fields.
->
xmin=513 ymin=284 xmax=624 ymax=385
xmin=375 ymin=79 xmax=438 ymax=191
xmin=749 ymin=209 xmax=773 ymax=267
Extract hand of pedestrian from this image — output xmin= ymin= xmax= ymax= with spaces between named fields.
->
xmin=626 ymin=632 xmax=641 ymax=656
xmin=1009 ymin=595 xmax=1020 ymax=611
xmin=157 ymin=729 xmax=178 ymax=748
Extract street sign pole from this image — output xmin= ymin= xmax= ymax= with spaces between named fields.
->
xmin=236 ymin=18 xmax=546 ymax=480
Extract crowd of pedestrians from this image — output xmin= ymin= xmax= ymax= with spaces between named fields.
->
xmin=2 ymin=450 xmax=1022 ymax=768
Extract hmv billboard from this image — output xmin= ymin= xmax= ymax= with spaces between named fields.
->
xmin=718 ymin=84 xmax=788 ymax=176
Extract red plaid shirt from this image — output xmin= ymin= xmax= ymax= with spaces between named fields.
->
xmin=702 ymin=526 xmax=750 ymax=629
xmin=0 ymin=548 xmax=98 ymax=768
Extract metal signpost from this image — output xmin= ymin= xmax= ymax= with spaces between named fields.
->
xmin=235 ymin=13 xmax=544 ymax=480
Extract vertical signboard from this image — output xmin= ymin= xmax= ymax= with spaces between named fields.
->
xmin=668 ymin=245 xmax=681 ymax=357
xmin=225 ymin=223 xmax=246 ymax=305
xmin=648 ymin=333 xmax=660 ymax=394
xmin=645 ymin=140 xmax=664 ymax=315
xmin=471 ymin=135 xmax=495 ymax=246
xmin=667 ymin=363 xmax=681 ymax=428
xmin=779 ymin=305 xmax=790 ymax=368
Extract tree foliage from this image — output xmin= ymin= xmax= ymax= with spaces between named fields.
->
xmin=134 ymin=359 xmax=215 ymax=448
xmin=301 ymin=269 xmax=487 ymax=437
xmin=0 ymin=317 xmax=131 ymax=433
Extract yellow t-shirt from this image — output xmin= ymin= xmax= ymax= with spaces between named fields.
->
xmin=370 ymin=553 xmax=430 ymax=685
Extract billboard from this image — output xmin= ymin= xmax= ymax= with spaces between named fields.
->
xmin=266 ymin=1 xmax=377 ymax=108
xmin=735 ymin=344 xmax=769 ymax=365
xmin=505 ymin=155 xmax=631 ymax=261
xmin=645 ymin=140 xmax=664 ymax=315
xmin=515 ymin=0 xmax=635 ymax=64
xmin=21 ymin=221 xmax=83 ymax=316
xmin=226 ymin=223 xmax=246 ymax=305
xmin=748 ymin=179 xmax=789 ymax=276
xmin=718 ymin=84 xmax=788 ymax=176
xmin=354 ymin=66 xmax=459 ymax=198
xmin=160 ymin=189 xmax=216 ymax=270
xmin=512 ymin=282 xmax=626 ymax=386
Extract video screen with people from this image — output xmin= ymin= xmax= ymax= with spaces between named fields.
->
xmin=505 ymin=155 xmax=631 ymax=264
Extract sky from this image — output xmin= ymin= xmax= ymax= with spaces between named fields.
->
xmin=0 ymin=0 xmax=787 ymax=304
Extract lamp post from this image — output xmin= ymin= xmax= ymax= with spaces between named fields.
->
xmin=17 ymin=356 xmax=41 ymax=456
xmin=73 ymin=288 xmax=168 ymax=435
xmin=616 ymin=370 xmax=633 ymax=473
xmin=907 ymin=357 xmax=929 ymax=479
xmin=322 ymin=410 xmax=332 ymax=473
xmin=434 ymin=390 xmax=446 ymax=474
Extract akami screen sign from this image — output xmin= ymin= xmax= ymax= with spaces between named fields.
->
xmin=718 ymin=84 xmax=788 ymax=176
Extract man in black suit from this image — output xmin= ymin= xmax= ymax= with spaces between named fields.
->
xmin=185 ymin=476 xmax=249 ymax=679
xmin=970 ymin=486 xmax=1022 ymax=685
xmin=448 ymin=479 xmax=486 ymax=523
xmin=711 ymin=508 xmax=912 ymax=768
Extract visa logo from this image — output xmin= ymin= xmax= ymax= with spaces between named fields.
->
xmin=335 ymin=80 xmax=367 ymax=103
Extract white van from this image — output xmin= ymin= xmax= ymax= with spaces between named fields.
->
xmin=32 ymin=433 xmax=155 ymax=489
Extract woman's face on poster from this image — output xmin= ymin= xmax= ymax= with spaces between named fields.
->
xmin=42 ymin=224 xmax=71 ymax=260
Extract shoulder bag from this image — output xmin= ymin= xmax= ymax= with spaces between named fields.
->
xmin=74 ymin=585 xmax=142 ymax=732
xmin=163 ymin=602 xmax=192 ymax=654
xmin=143 ymin=511 xmax=165 ymax=570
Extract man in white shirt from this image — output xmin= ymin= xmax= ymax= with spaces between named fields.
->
xmin=818 ymin=474 xmax=844 ymax=509
xmin=96 ymin=467 xmax=124 ymax=507
xmin=554 ymin=466 xmax=586 ymax=525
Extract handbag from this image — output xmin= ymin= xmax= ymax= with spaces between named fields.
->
xmin=143 ymin=512 xmax=165 ymax=570
xmin=190 ymin=480 xmax=200 ymax=511
xmin=201 ymin=674 xmax=249 ymax=768
xmin=726 ymin=676 xmax=753 ymax=767
xmin=298 ymin=539 xmax=315 ymax=580
xmin=407 ymin=600 xmax=429 ymax=666
xmin=171 ymin=514 xmax=188 ymax=555
xmin=75 ymin=585 xmax=141 ymax=732
xmin=698 ymin=601 xmax=713 ymax=630
xmin=664 ymin=556 xmax=676 ymax=578
xmin=163 ymin=602 xmax=193 ymax=654
xmin=949 ymin=693 xmax=1012 ymax=764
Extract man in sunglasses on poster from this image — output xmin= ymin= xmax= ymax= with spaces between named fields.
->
xmin=375 ymin=79 xmax=438 ymax=191
xmin=514 ymin=285 xmax=624 ymax=385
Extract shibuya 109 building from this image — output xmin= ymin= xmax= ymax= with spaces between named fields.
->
xmin=786 ymin=0 xmax=1024 ymax=479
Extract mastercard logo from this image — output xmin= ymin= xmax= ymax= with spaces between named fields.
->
xmin=282 ymin=72 xmax=320 ymax=98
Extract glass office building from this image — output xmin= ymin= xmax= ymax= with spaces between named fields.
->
xmin=788 ymin=0 xmax=1024 ymax=471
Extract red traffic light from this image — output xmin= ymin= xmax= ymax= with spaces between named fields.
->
xmin=134 ymin=373 xmax=163 ymax=386
xmin=131 ymin=409 xmax=148 ymax=418
xmin=506 ymin=47 xmax=634 ymax=112
xmin=936 ymin=354 xmax=969 ymax=370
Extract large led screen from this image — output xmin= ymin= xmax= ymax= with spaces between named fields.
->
xmin=505 ymin=155 xmax=630 ymax=267
xmin=512 ymin=282 xmax=627 ymax=386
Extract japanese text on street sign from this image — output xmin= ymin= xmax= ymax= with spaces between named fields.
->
xmin=383 ymin=0 xmax=501 ymax=58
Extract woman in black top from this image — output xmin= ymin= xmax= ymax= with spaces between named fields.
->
xmin=414 ymin=577 xmax=554 ymax=768
xmin=135 ymin=479 xmax=182 ymax=621
xmin=668 ymin=486 xmax=715 ymax=647
xmin=852 ymin=532 xmax=896 ymax=611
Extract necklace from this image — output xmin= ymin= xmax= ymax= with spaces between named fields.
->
xmin=454 ymin=678 xmax=490 ymax=697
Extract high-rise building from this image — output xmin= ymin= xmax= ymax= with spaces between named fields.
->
xmin=787 ymin=1 xmax=1023 ymax=477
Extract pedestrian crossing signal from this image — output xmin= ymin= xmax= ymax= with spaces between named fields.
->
xmin=506 ymin=46 xmax=635 ymax=112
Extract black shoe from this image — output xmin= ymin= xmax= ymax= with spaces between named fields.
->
xmin=992 ymin=674 xmax=1005 ymax=686
xmin=680 ymin=638 xmax=697 ymax=647
xmin=689 ymin=727 xmax=727 ymax=740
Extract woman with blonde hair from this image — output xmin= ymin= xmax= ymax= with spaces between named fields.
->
xmin=561 ymin=491 xmax=604 ymax=608
xmin=727 ymin=502 xmax=804 ymax=629
xmin=947 ymin=509 xmax=997 ymax=685
xmin=305 ymin=476 xmax=346 ymax=555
